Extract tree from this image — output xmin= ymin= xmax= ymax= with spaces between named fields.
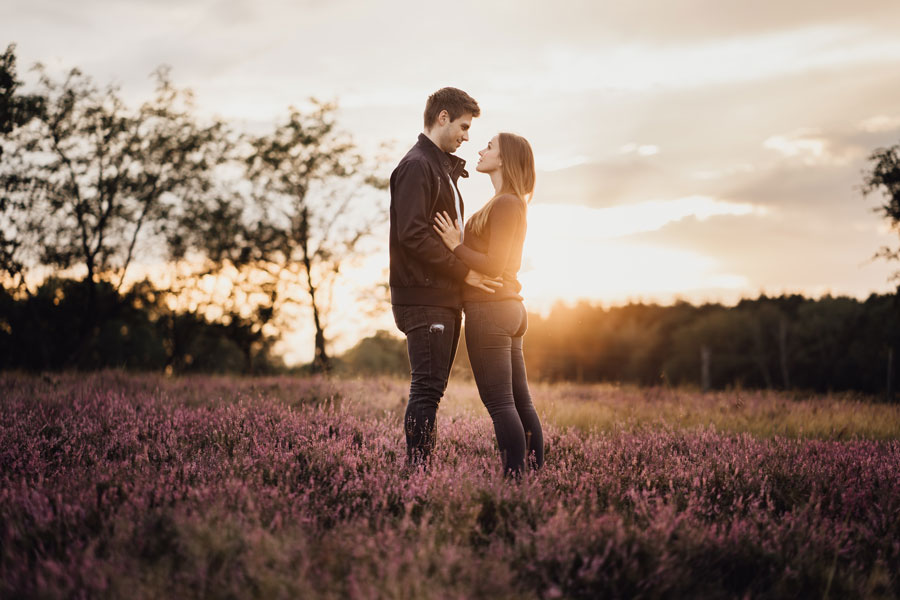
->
xmin=0 ymin=43 xmax=44 ymax=293
xmin=337 ymin=329 xmax=408 ymax=375
xmin=174 ymin=101 xmax=387 ymax=373
xmin=0 ymin=44 xmax=43 ymax=146
xmin=664 ymin=307 xmax=757 ymax=389
xmin=862 ymin=144 xmax=900 ymax=280
xmin=0 ymin=63 xmax=229 ymax=362
xmin=248 ymin=102 xmax=386 ymax=373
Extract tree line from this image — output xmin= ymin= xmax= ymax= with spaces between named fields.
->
xmin=1 ymin=44 xmax=386 ymax=374
xmin=341 ymin=293 xmax=899 ymax=397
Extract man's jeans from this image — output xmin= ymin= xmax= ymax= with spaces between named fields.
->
xmin=393 ymin=304 xmax=462 ymax=465
xmin=464 ymin=299 xmax=544 ymax=475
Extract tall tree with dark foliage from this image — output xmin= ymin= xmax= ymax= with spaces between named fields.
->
xmin=0 ymin=62 xmax=228 ymax=364
xmin=863 ymin=144 xmax=900 ymax=281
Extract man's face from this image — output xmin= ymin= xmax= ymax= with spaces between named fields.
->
xmin=437 ymin=112 xmax=473 ymax=153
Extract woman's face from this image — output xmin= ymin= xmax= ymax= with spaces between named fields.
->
xmin=476 ymin=135 xmax=501 ymax=173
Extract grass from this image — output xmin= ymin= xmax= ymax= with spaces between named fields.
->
xmin=42 ymin=370 xmax=895 ymax=439
xmin=525 ymin=381 xmax=900 ymax=440
xmin=1 ymin=371 xmax=898 ymax=599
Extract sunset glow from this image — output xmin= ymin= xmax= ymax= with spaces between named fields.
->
xmin=519 ymin=200 xmax=761 ymax=311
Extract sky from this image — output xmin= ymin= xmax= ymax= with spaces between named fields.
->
xmin=4 ymin=0 xmax=900 ymax=363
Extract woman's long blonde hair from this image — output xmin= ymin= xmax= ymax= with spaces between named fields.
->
xmin=466 ymin=132 xmax=535 ymax=237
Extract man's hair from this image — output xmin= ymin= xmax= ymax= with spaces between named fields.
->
xmin=423 ymin=87 xmax=480 ymax=130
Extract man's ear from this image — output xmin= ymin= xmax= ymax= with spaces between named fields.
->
xmin=438 ymin=109 xmax=449 ymax=125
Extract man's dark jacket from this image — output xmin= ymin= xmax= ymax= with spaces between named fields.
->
xmin=389 ymin=134 xmax=470 ymax=308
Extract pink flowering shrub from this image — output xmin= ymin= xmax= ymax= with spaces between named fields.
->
xmin=1 ymin=372 xmax=898 ymax=599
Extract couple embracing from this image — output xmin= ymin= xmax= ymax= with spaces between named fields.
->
xmin=389 ymin=87 xmax=544 ymax=476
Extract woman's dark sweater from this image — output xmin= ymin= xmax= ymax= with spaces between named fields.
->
xmin=453 ymin=194 xmax=527 ymax=303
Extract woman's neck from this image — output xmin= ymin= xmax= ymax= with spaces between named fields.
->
xmin=490 ymin=170 xmax=503 ymax=195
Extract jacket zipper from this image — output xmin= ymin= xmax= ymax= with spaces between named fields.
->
xmin=430 ymin=174 xmax=441 ymax=216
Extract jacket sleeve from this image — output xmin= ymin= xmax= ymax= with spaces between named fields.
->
xmin=453 ymin=196 xmax=524 ymax=278
xmin=393 ymin=159 xmax=470 ymax=281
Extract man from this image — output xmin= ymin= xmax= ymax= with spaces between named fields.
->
xmin=389 ymin=87 xmax=499 ymax=466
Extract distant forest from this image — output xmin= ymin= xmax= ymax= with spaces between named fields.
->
xmin=3 ymin=45 xmax=900 ymax=396
xmin=3 ymin=280 xmax=898 ymax=397
xmin=344 ymin=293 xmax=900 ymax=397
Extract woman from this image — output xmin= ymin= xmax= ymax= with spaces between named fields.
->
xmin=433 ymin=132 xmax=544 ymax=476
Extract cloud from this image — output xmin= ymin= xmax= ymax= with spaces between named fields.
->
xmin=9 ymin=0 xmax=900 ymax=108
xmin=764 ymin=130 xmax=825 ymax=156
xmin=560 ymin=0 xmax=900 ymax=44
xmin=540 ymin=26 xmax=900 ymax=95
xmin=691 ymin=164 xmax=757 ymax=181
xmin=534 ymin=159 xmax=688 ymax=207
xmin=620 ymin=143 xmax=660 ymax=156
xmin=528 ymin=196 xmax=766 ymax=242
xmin=762 ymin=117 xmax=900 ymax=167
xmin=622 ymin=202 xmax=897 ymax=297
xmin=859 ymin=115 xmax=900 ymax=133
xmin=721 ymin=161 xmax=860 ymax=212
xmin=717 ymin=117 xmax=900 ymax=211
xmin=530 ymin=96 xmax=900 ymax=211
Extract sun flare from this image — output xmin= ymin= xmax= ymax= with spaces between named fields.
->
xmin=519 ymin=200 xmax=759 ymax=311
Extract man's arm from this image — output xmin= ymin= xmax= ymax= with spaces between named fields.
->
xmin=393 ymin=160 xmax=470 ymax=281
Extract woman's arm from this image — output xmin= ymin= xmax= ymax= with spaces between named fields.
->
xmin=445 ymin=196 xmax=524 ymax=278
xmin=432 ymin=211 xmax=462 ymax=251
xmin=432 ymin=211 xmax=504 ymax=293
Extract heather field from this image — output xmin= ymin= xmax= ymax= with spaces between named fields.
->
xmin=2 ymin=373 xmax=899 ymax=599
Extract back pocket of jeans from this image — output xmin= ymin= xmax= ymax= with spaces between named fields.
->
xmin=488 ymin=301 xmax=523 ymax=337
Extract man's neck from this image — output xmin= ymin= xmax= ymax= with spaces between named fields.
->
xmin=423 ymin=130 xmax=446 ymax=153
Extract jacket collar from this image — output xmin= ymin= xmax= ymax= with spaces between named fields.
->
xmin=417 ymin=133 xmax=469 ymax=180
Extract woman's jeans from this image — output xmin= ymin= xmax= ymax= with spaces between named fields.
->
xmin=464 ymin=299 xmax=544 ymax=475
xmin=393 ymin=304 xmax=462 ymax=465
